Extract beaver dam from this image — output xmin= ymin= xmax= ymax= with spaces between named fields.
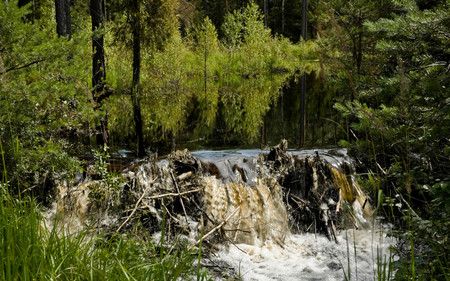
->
xmin=46 ymin=140 xmax=395 ymax=280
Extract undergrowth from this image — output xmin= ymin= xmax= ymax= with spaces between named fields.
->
xmin=0 ymin=186 xmax=202 ymax=281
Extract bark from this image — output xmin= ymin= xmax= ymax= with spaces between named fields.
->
xmin=299 ymin=0 xmax=307 ymax=147
xmin=203 ymin=0 xmax=208 ymax=16
xmin=299 ymin=74 xmax=306 ymax=147
xmin=54 ymin=0 xmax=72 ymax=39
xmin=281 ymin=0 xmax=285 ymax=33
xmin=263 ymin=0 xmax=268 ymax=27
xmin=90 ymin=0 xmax=109 ymax=145
xmin=131 ymin=12 xmax=145 ymax=157
xmin=91 ymin=0 xmax=106 ymax=94
xmin=301 ymin=0 xmax=307 ymax=40
xmin=356 ymin=9 xmax=363 ymax=75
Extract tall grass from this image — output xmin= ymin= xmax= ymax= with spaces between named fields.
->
xmin=340 ymin=191 xmax=395 ymax=281
xmin=0 ymin=188 xmax=197 ymax=281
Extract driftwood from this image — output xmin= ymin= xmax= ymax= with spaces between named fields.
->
xmin=188 ymin=204 xmax=242 ymax=251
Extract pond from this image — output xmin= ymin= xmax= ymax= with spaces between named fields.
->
xmin=173 ymin=71 xmax=343 ymax=152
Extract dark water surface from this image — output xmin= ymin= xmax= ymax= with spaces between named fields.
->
xmin=175 ymin=72 xmax=343 ymax=152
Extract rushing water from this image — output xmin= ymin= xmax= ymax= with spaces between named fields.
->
xmin=215 ymin=223 xmax=394 ymax=281
xmin=192 ymin=148 xmax=395 ymax=281
xmin=47 ymin=146 xmax=396 ymax=280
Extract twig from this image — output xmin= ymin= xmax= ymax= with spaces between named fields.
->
xmin=1 ymin=58 xmax=46 ymax=75
xmin=225 ymin=236 xmax=248 ymax=254
xmin=162 ymin=203 xmax=179 ymax=222
xmin=116 ymin=177 xmax=157 ymax=232
xmin=170 ymin=170 xmax=189 ymax=226
xmin=192 ymin=199 xmax=215 ymax=224
xmin=188 ymin=204 xmax=242 ymax=251
xmin=147 ymin=188 xmax=201 ymax=200
xmin=289 ymin=193 xmax=309 ymax=206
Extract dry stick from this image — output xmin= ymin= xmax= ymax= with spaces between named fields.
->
xmin=116 ymin=177 xmax=157 ymax=232
xmin=146 ymin=188 xmax=202 ymax=200
xmin=170 ymin=171 xmax=189 ymax=226
xmin=122 ymin=189 xmax=203 ymax=213
xmin=177 ymin=171 xmax=192 ymax=182
xmin=162 ymin=203 xmax=179 ymax=222
xmin=188 ymin=204 xmax=242 ymax=251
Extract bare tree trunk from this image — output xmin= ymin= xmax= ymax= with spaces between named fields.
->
xmin=91 ymin=0 xmax=105 ymax=94
xmin=356 ymin=9 xmax=363 ymax=75
xmin=299 ymin=0 xmax=307 ymax=147
xmin=301 ymin=0 xmax=307 ymax=40
xmin=263 ymin=0 xmax=268 ymax=27
xmin=55 ymin=0 xmax=72 ymax=39
xmin=203 ymin=0 xmax=208 ymax=16
xmin=299 ymin=74 xmax=306 ymax=147
xmin=90 ymin=0 xmax=109 ymax=145
xmin=281 ymin=0 xmax=285 ymax=33
xmin=131 ymin=9 xmax=145 ymax=157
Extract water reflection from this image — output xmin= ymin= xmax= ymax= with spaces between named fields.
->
xmin=265 ymin=72 xmax=341 ymax=148
xmin=180 ymin=71 xmax=342 ymax=151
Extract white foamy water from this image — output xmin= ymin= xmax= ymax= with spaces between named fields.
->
xmin=215 ymin=224 xmax=395 ymax=281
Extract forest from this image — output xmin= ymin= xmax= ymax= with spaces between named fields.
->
xmin=1 ymin=0 xmax=449 ymax=280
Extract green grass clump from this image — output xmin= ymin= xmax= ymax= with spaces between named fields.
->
xmin=0 ymin=188 xmax=197 ymax=281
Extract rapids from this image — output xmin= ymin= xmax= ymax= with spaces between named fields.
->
xmin=45 ymin=142 xmax=396 ymax=280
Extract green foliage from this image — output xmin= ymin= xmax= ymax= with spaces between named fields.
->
xmin=105 ymin=2 xmax=311 ymax=146
xmin=329 ymin=0 xmax=450 ymax=279
xmin=90 ymin=145 xmax=124 ymax=203
xmin=0 ymin=0 xmax=91 ymax=193
xmin=0 ymin=191 xmax=196 ymax=281
xmin=110 ymin=0 xmax=179 ymax=51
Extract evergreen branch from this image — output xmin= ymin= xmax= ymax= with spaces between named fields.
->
xmin=0 ymin=58 xmax=46 ymax=75
xmin=408 ymin=61 xmax=448 ymax=72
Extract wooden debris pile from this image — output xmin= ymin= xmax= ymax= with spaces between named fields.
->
xmin=54 ymin=141 xmax=373 ymax=247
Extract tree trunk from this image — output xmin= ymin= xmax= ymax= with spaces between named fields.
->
xmin=299 ymin=0 xmax=307 ymax=147
xmin=91 ymin=0 xmax=105 ymax=94
xmin=356 ymin=9 xmax=363 ymax=75
xmin=263 ymin=0 xmax=268 ymax=27
xmin=55 ymin=0 xmax=72 ymax=39
xmin=301 ymin=0 xmax=307 ymax=41
xmin=203 ymin=0 xmax=208 ymax=17
xmin=90 ymin=0 xmax=109 ymax=145
xmin=131 ymin=13 xmax=145 ymax=157
xmin=281 ymin=0 xmax=285 ymax=33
